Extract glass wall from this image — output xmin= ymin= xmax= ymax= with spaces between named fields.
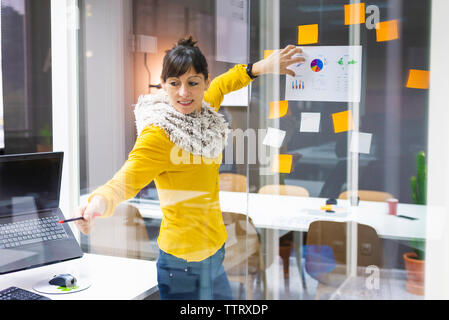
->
xmin=247 ymin=0 xmax=428 ymax=299
xmin=0 ymin=0 xmax=53 ymax=155
xmin=78 ymin=0 xmax=430 ymax=300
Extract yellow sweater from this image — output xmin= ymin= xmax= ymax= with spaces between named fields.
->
xmin=88 ymin=64 xmax=252 ymax=261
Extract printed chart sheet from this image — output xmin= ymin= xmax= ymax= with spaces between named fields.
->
xmin=286 ymin=46 xmax=362 ymax=102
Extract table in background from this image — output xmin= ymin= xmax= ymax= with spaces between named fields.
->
xmin=122 ymin=191 xmax=426 ymax=240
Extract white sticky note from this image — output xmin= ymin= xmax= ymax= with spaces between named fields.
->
xmin=300 ymin=112 xmax=321 ymax=132
xmin=350 ymin=132 xmax=373 ymax=154
xmin=263 ymin=127 xmax=286 ymax=148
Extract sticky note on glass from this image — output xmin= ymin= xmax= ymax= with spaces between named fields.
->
xmin=297 ymin=24 xmax=318 ymax=45
xmin=269 ymin=100 xmax=289 ymax=119
xmin=376 ymin=20 xmax=399 ymax=42
xmin=406 ymin=69 xmax=430 ymax=89
xmin=345 ymin=3 xmax=366 ymax=25
xmin=264 ymin=50 xmax=275 ymax=59
xmin=332 ymin=110 xmax=354 ymax=133
xmin=271 ymin=154 xmax=293 ymax=174
xmin=350 ymin=132 xmax=373 ymax=154
xmin=300 ymin=113 xmax=321 ymax=133
xmin=263 ymin=127 xmax=286 ymax=148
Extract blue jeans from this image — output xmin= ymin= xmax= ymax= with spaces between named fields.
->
xmin=156 ymin=245 xmax=233 ymax=300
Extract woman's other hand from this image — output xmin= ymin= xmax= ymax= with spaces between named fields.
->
xmin=74 ymin=195 xmax=106 ymax=234
xmin=251 ymin=45 xmax=305 ymax=77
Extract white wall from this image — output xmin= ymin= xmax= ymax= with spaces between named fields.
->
xmin=425 ymin=0 xmax=449 ymax=300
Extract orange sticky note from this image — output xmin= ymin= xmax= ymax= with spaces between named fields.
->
xmin=406 ymin=69 xmax=430 ymax=89
xmin=332 ymin=110 xmax=354 ymax=133
xmin=297 ymin=24 xmax=318 ymax=45
xmin=271 ymin=154 xmax=293 ymax=174
xmin=264 ymin=50 xmax=275 ymax=59
xmin=269 ymin=100 xmax=289 ymax=119
xmin=345 ymin=3 xmax=366 ymax=25
xmin=376 ymin=20 xmax=399 ymax=42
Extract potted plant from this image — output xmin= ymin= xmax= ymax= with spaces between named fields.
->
xmin=403 ymin=151 xmax=426 ymax=295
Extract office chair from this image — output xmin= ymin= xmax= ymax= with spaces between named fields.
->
xmin=88 ymin=203 xmax=154 ymax=260
xmin=338 ymin=190 xmax=394 ymax=202
xmin=305 ymin=220 xmax=382 ymax=300
xmin=258 ymin=184 xmax=309 ymax=197
xmin=219 ymin=173 xmax=247 ymax=192
xmin=222 ymin=211 xmax=269 ymax=300
xmin=257 ymin=184 xmax=309 ymax=289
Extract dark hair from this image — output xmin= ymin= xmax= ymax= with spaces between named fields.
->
xmin=161 ymin=36 xmax=209 ymax=82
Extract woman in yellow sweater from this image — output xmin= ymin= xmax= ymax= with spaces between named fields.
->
xmin=74 ymin=36 xmax=304 ymax=299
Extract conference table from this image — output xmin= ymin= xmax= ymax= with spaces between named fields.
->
xmin=80 ymin=191 xmax=426 ymax=299
xmin=128 ymin=191 xmax=426 ymax=239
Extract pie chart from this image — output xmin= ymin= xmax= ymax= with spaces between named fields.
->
xmin=311 ymin=59 xmax=324 ymax=72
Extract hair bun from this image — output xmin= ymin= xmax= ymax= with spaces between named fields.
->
xmin=177 ymin=36 xmax=197 ymax=48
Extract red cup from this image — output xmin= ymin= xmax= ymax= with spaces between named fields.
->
xmin=387 ymin=198 xmax=398 ymax=215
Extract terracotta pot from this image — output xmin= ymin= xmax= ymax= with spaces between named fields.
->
xmin=403 ymin=252 xmax=425 ymax=296
xmin=37 ymin=144 xmax=52 ymax=152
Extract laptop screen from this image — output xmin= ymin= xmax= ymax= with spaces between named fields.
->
xmin=0 ymin=152 xmax=63 ymax=217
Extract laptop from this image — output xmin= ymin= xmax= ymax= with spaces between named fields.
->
xmin=0 ymin=152 xmax=83 ymax=274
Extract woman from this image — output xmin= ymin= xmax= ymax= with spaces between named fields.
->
xmin=74 ymin=36 xmax=304 ymax=299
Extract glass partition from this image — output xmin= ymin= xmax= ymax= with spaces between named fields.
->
xmin=247 ymin=0 xmax=428 ymax=299
xmin=77 ymin=0 xmax=430 ymax=300
xmin=78 ymin=0 xmax=252 ymax=299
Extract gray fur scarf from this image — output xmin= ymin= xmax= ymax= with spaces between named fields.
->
xmin=134 ymin=91 xmax=229 ymax=159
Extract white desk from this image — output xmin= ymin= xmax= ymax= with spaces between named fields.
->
xmin=0 ymin=254 xmax=158 ymax=300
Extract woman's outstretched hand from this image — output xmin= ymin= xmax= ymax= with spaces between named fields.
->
xmin=251 ymin=45 xmax=305 ymax=77
xmin=73 ymin=195 xmax=106 ymax=235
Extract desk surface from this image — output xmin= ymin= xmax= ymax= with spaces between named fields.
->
xmin=0 ymin=253 xmax=158 ymax=300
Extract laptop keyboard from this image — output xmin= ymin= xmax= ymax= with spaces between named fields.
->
xmin=0 ymin=216 xmax=68 ymax=249
xmin=0 ymin=286 xmax=51 ymax=300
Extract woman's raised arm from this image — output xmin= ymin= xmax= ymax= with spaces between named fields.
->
xmin=251 ymin=45 xmax=305 ymax=77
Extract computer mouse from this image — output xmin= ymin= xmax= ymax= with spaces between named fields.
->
xmin=49 ymin=273 xmax=77 ymax=287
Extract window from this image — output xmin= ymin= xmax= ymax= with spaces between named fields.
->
xmin=0 ymin=0 xmax=52 ymax=155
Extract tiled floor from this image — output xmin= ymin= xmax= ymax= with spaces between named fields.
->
xmin=230 ymin=256 xmax=424 ymax=300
